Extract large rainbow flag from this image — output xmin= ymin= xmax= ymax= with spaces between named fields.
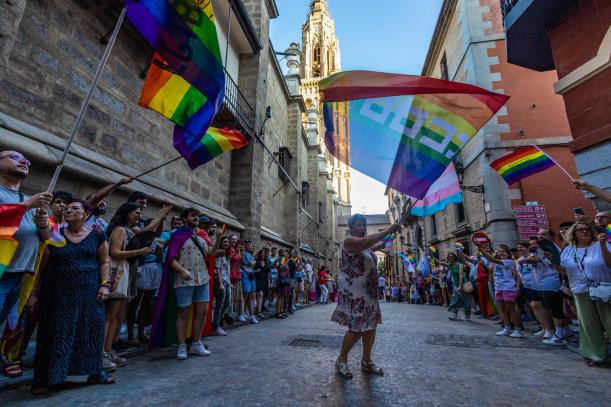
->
xmin=125 ymin=0 xmax=239 ymax=169
xmin=490 ymin=145 xmax=556 ymax=185
xmin=0 ymin=204 xmax=27 ymax=278
xmin=320 ymin=71 xmax=509 ymax=199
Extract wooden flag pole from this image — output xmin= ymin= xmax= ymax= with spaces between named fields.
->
xmin=532 ymin=144 xmax=574 ymax=181
xmin=47 ymin=7 xmax=127 ymax=192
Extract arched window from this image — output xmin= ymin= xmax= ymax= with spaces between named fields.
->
xmin=313 ymin=43 xmax=321 ymax=66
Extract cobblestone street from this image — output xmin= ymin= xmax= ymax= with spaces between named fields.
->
xmin=1 ymin=303 xmax=610 ymax=406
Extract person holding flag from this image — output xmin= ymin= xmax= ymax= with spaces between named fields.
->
xmin=0 ymin=150 xmax=53 ymax=378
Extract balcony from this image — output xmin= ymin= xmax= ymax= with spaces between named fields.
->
xmin=213 ymin=71 xmax=255 ymax=137
xmin=502 ymin=0 xmax=576 ymax=71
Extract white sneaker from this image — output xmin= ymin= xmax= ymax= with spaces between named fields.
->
xmin=238 ymin=314 xmax=247 ymax=323
xmin=509 ymin=330 xmax=524 ymax=338
xmin=496 ymin=328 xmax=511 ymax=336
xmin=215 ymin=327 xmax=227 ymax=336
xmin=543 ymin=330 xmax=553 ymax=339
xmin=247 ymin=315 xmax=259 ymax=324
xmin=542 ymin=335 xmax=567 ymax=346
xmin=533 ymin=329 xmax=546 ymax=337
xmin=189 ymin=341 xmax=211 ymax=356
xmin=176 ymin=344 xmax=188 ymax=360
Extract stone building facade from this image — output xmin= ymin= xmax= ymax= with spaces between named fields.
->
xmin=0 ymin=0 xmax=340 ymax=269
xmin=300 ymin=0 xmax=351 ymax=218
xmin=386 ymin=0 xmax=594 ymax=269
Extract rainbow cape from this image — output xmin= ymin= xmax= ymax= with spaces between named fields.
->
xmin=490 ymin=145 xmax=556 ymax=185
xmin=320 ymin=71 xmax=508 ymax=199
xmin=126 ymin=1 xmax=236 ymax=169
xmin=0 ymin=209 xmax=65 ymax=364
xmin=0 ymin=204 xmax=27 ymax=278
xmin=149 ymin=226 xmax=193 ymax=349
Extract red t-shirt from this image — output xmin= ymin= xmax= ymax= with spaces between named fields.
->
xmin=318 ymin=271 xmax=328 ymax=285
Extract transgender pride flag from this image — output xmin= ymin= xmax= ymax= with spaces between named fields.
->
xmin=320 ymin=71 xmax=508 ymax=200
xmin=409 ymin=162 xmax=463 ymax=216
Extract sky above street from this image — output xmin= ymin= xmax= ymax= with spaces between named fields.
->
xmin=270 ymin=0 xmax=443 ymax=214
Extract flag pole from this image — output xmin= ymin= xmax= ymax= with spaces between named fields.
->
xmin=532 ymin=144 xmax=574 ymax=181
xmin=47 ymin=7 xmax=128 ymax=192
xmin=132 ymin=156 xmax=182 ymax=181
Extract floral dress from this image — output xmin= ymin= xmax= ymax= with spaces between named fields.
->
xmin=331 ymin=245 xmax=381 ymax=332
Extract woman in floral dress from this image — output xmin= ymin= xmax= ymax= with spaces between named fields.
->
xmin=332 ymin=214 xmax=400 ymax=378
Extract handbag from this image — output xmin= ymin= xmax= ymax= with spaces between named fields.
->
xmin=108 ymin=228 xmax=131 ymax=299
xmin=575 ymin=245 xmax=610 ymax=303
xmin=459 ymin=267 xmax=473 ymax=293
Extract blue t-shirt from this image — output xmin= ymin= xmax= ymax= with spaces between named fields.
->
xmin=242 ymin=251 xmax=254 ymax=273
xmin=532 ymin=258 xmax=561 ymax=292
xmin=0 ymin=186 xmax=40 ymax=273
xmin=516 ymin=257 xmax=534 ymax=289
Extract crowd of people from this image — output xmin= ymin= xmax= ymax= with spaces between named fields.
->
xmin=379 ymin=198 xmax=610 ymax=366
xmin=0 ymin=149 xmax=342 ymax=394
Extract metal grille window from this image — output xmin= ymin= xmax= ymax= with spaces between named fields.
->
xmin=430 ymin=214 xmax=437 ymax=236
xmin=278 ymin=147 xmax=292 ymax=183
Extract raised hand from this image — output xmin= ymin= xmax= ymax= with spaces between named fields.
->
xmin=22 ymin=192 xmax=53 ymax=209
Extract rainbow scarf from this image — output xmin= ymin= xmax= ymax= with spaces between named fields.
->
xmin=490 ymin=145 xmax=556 ymax=185
xmin=126 ymin=0 xmax=231 ymax=169
xmin=0 ymin=204 xmax=26 ymax=278
xmin=320 ymin=71 xmax=508 ymax=199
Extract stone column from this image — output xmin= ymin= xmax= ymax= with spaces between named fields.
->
xmin=0 ymin=0 xmax=27 ymax=74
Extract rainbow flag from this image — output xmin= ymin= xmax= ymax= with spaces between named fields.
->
xmin=320 ymin=71 xmax=508 ymax=199
xmin=490 ymin=145 xmax=556 ymax=185
xmin=455 ymin=242 xmax=465 ymax=251
xmin=47 ymin=217 xmax=66 ymax=248
xmin=407 ymin=254 xmax=416 ymax=264
xmin=126 ymin=0 xmax=229 ymax=169
xmin=428 ymin=245 xmax=438 ymax=256
xmin=0 ymin=205 xmax=27 ymax=278
xmin=606 ymin=224 xmax=611 ymax=241
xmin=383 ymin=233 xmax=395 ymax=246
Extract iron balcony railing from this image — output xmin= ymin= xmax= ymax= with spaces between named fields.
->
xmin=222 ymin=71 xmax=255 ymax=136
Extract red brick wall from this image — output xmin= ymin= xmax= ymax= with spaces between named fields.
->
xmin=488 ymin=40 xmax=595 ymax=229
xmin=547 ymin=0 xmax=611 ymax=152
xmin=547 ymin=0 xmax=611 ymax=78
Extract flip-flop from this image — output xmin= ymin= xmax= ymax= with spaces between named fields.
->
xmin=87 ymin=372 xmax=116 ymax=385
xmin=3 ymin=364 xmax=23 ymax=378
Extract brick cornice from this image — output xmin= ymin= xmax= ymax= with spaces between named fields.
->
xmin=421 ymin=0 xmax=458 ymax=76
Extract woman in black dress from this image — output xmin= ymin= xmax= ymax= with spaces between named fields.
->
xmin=32 ymin=199 xmax=114 ymax=394
xmin=254 ymin=249 xmax=270 ymax=318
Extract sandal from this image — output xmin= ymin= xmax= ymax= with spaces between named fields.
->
xmin=361 ymin=359 xmax=384 ymax=375
xmin=4 ymin=364 xmax=23 ymax=378
xmin=87 ymin=371 xmax=116 ymax=385
xmin=275 ymin=313 xmax=286 ymax=319
xmin=335 ymin=360 xmax=353 ymax=379
xmin=586 ymin=360 xmax=611 ymax=368
xmin=31 ymin=386 xmax=50 ymax=395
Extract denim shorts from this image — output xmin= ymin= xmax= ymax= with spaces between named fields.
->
xmin=241 ymin=271 xmax=257 ymax=294
xmin=175 ymin=282 xmax=210 ymax=308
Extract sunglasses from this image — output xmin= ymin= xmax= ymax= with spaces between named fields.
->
xmin=0 ymin=153 xmax=31 ymax=166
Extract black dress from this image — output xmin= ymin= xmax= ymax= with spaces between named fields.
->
xmin=33 ymin=229 xmax=106 ymax=388
xmin=254 ymin=260 xmax=270 ymax=292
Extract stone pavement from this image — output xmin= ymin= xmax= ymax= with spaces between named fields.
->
xmin=1 ymin=303 xmax=610 ymax=406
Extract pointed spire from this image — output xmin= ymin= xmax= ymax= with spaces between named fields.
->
xmin=309 ymin=0 xmax=329 ymax=15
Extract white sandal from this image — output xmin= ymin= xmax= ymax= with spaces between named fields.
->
xmin=335 ymin=359 xmax=353 ymax=379
xmin=361 ymin=359 xmax=384 ymax=375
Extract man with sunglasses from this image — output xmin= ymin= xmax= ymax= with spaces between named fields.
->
xmin=0 ymin=150 xmax=54 ymax=356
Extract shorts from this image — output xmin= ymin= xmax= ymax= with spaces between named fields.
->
xmin=296 ymin=277 xmax=303 ymax=283
xmin=522 ymin=287 xmax=542 ymax=302
xmin=541 ymin=290 xmax=565 ymax=319
xmin=289 ymin=278 xmax=296 ymax=288
xmin=137 ymin=262 xmax=162 ymax=290
xmin=241 ymin=271 xmax=257 ymax=294
xmin=270 ymin=270 xmax=278 ymax=288
xmin=495 ymin=289 xmax=517 ymax=302
xmin=175 ymin=282 xmax=210 ymax=308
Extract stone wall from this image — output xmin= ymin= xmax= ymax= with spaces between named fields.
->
xmin=0 ymin=0 xmax=234 ymax=221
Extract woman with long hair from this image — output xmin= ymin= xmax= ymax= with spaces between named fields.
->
xmin=103 ymin=203 xmax=153 ymax=370
xmin=554 ymin=221 xmax=611 ymax=366
xmin=212 ymin=236 xmax=231 ymax=336
xmin=332 ymin=214 xmax=400 ymax=378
